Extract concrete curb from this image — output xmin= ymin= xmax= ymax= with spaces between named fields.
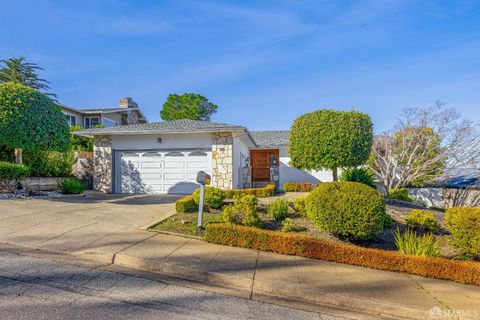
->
xmin=112 ymin=251 xmax=430 ymax=320
xmin=0 ymin=240 xmax=432 ymax=319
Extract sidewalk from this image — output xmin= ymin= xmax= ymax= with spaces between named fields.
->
xmin=1 ymin=198 xmax=479 ymax=319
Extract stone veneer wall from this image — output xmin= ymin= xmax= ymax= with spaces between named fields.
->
xmin=93 ymin=135 xmax=112 ymax=193
xmin=211 ymin=132 xmax=233 ymax=189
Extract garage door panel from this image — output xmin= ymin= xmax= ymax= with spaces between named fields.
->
xmin=141 ymin=162 xmax=162 ymax=169
xmin=141 ymin=173 xmax=163 ymax=180
xmin=164 ymin=172 xmax=186 ymax=180
xmin=164 ymin=161 xmax=185 ymax=169
xmin=119 ymin=149 xmax=210 ymax=195
xmin=187 ymin=161 xmax=209 ymax=169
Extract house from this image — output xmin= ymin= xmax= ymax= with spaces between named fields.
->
xmin=74 ymin=119 xmax=333 ymax=194
xmin=60 ymin=97 xmax=147 ymax=128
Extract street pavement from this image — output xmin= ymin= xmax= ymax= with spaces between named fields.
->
xmin=1 ymin=195 xmax=480 ymax=319
xmin=0 ymin=250 xmax=338 ymax=320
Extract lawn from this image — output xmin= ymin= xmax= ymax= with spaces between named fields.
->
xmin=150 ymin=211 xmax=223 ymax=237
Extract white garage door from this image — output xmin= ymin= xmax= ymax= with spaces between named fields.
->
xmin=119 ymin=150 xmax=211 ymax=194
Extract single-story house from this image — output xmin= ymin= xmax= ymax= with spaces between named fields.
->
xmin=75 ymin=119 xmax=333 ymax=194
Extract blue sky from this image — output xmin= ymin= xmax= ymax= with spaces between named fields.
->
xmin=1 ymin=0 xmax=480 ymax=132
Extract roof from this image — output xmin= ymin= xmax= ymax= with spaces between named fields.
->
xmin=74 ymin=119 xmax=248 ymax=137
xmin=250 ymin=130 xmax=290 ymax=147
xmin=60 ymin=105 xmax=147 ymax=122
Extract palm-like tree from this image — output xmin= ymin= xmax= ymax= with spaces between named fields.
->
xmin=0 ymin=57 xmax=56 ymax=99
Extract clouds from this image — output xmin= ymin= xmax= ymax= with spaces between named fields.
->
xmin=1 ymin=0 xmax=480 ymax=128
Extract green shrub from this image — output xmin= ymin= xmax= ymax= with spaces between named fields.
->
xmin=24 ymin=149 xmax=75 ymax=177
xmin=58 ymin=178 xmax=86 ymax=194
xmin=283 ymin=182 xmax=313 ymax=192
xmin=192 ymin=186 xmax=225 ymax=209
xmin=387 ymin=188 xmax=413 ymax=202
xmin=0 ymin=161 xmax=29 ymax=192
xmin=306 ymin=182 xmax=387 ymax=241
xmin=0 ymin=82 xmax=70 ymax=161
xmin=267 ymin=198 xmax=289 ymax=221
xmin=406 ymin=210 xmax=440 ymax=233
xmin=224 ymin=184 xmax=275 ymax=198
xmin=70 ymin=125 xmax=93 ymax=151
xmin=282 ymin=218 xmax=306 ymax=232
xmin=175 ymin=196 xmax=197 ymax=213
xmin=339 ymin=167 xmax=376 ymax=189
xmin=222 ymin=194 xmax=262 ymax=228
xmin=292 ymin=195 xmax=309 ymax=216
xmin=394 ymin=229 xmax=440 ymax=257
xmin=445 ymin=207 xmax=480 ymax=259
xmin=205 ymin=223 xmax=480 ymax=286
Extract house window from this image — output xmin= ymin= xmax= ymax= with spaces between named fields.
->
xmin=102 ymin=117 xmax=117 ymax=128
xmin=64 ymin=114 xmax=76 ymax=126
xmin=85 ymin=117 xmax=100 ymax=128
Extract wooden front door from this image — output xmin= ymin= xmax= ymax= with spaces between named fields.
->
xmin=251 ymin=149 xmax=279 ymax=181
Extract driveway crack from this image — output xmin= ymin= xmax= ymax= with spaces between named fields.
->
xmin=249 ymin=251 xmax=260 ymax=300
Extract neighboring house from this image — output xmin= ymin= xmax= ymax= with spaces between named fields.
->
xmin=74 ymin=119 xmax=333 ymax=194
xmin=60 ymin=97 xmax=147 ymax=128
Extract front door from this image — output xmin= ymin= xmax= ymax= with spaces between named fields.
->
xmin=251 ymin=149 xmax=279 ymax=182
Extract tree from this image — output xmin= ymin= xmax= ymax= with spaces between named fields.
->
xmin=70 ymin=125 xmax=93 ymax=151
xmin=368 ymin=103 xmax=480 ymax=189
xmin=0 ymin=57 xmax=56 ymax=99
xmin=160 ymin=93 xmax=218 ymax=121
xmin=289 ymin=109 xmax=374 ymax=181
xmin=0 ymin=82 xmax=69 ymax=164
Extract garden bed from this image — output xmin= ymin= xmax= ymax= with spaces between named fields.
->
xmin=152 ymin=192 xmax=460 ymax=257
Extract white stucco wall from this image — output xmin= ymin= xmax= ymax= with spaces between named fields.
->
xmin=111 ymin=133 xmax=213 ymax=150
xmin=278 ymin=147 xmax=334 ymax=188
xmin=233 ymin=136 xmax=251 ymax=188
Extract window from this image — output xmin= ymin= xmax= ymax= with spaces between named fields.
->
xmin=85 ymin=117 xmax=100 ymax=128
xmin=165 ymin=151 xmax=184 ymax=157
xmin=64 ymin=114 xmax=76 ymax=126
xmin=102 ymin=117 xmax=117 ymax=128
xmin=188 ymin=151 xmax=208 ymax=157
xmin=142 ymin=152 xmax=161 ymax=157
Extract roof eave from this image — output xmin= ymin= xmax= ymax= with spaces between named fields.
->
xmin=73 ymin=127 xmax=248 ymax=138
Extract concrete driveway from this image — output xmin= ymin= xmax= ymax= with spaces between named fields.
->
xmin=0 ymin=192 xmax=181 ymax=262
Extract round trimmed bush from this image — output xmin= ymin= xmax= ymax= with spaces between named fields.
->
xmin=192 ymin=186 xmax=225 ymax=209
xmin=306 ymin=182 xmax=387 ymax=241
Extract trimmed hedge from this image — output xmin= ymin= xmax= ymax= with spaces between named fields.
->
xmin=205 ymin=223 xmax=480 ymax=286
xmin=283 ymin=182 xmax=314 ymax=192
xmin=224 ymin=184 xmax=275 ymax=199
xmin=175 ymin=196 xmax=197 ymax=213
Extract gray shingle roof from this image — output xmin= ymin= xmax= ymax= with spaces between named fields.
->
xmin=75 ymin=119 xmax=246 ymax=136
xmin=250 ymin=130 xmax=290 ymax=147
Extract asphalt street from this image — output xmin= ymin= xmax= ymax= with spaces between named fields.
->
xmin=0 ymin=250 xmax=341 ymax=320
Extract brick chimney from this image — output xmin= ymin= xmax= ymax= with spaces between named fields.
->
xmin=119 ymin=97 xmax=138 ymax=108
